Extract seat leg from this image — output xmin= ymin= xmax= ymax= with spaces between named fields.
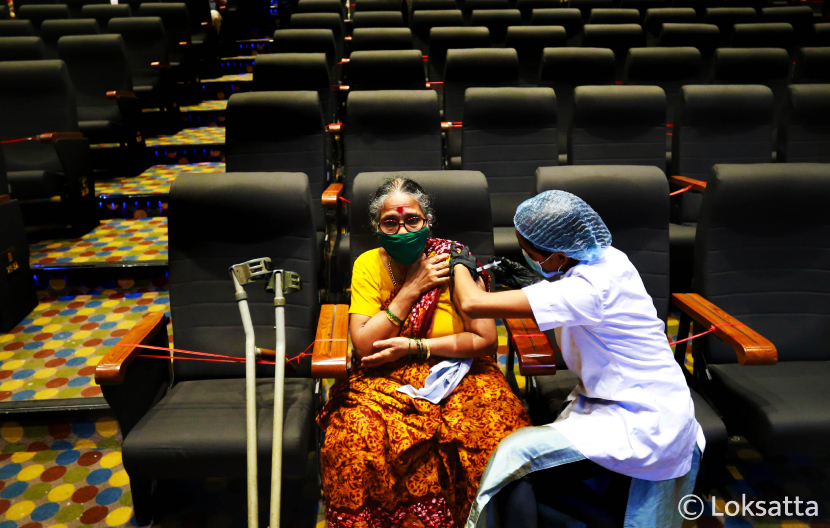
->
xmin=130 ymin=478 xmax=155 ymax=526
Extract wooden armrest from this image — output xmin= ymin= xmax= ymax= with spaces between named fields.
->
xmin=322 ymin=183 xmax=343 ymax=209
xmin=37 ymin=132 xmax=83 ymax=143
xmin=426 ymin=81 xmax=443 ymax=88
xmin=339 ymin=58 xmax=350 ymax=64
xmin=326 ymin=121 xmax=343 ymax=133
xmin=670 ymin=175 xmax=706 ymax=193
xmin=179 ymin=41 xmax=194 ymax=47
xmin=106 ymin=90 xmax=137 ymax=99
xmin=332 ymin=84 xmax=350 ymax=92
xmin=201 ymin=21 xmax=209 ymax=26
xmin=312 ymin=304 xmax=351 ymax=379
xmin=151 ymin=61 xmax=173 ymax=69
xmin=0 ymin=195 xmax=9 ymax=205
xmin=95 ymin=312 xmax=168 ymax=385
xmin=672 ymin=293 xmax=777 ymax=366
xmin=505 ymin=318 xmax=557 ymax=376
xmin=345 ymin=35 xmax=352 ymax=41
xmin=441 ymin=121 xmax=462 ymax=130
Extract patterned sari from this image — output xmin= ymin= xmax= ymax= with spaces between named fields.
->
xmin=317 ymin=239 xmax=531 ymax=528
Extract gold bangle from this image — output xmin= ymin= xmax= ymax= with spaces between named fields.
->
xmin=423 ymin=339 xmax=431 ymax=360
xmin=385 ymin=308 xmax=404 ymax=326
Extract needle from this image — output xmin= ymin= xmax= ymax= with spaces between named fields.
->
xmin=475 ymin=260 xmax=501 ymax=273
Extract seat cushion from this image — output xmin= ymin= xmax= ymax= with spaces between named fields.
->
xmin=669 ymin=222 xmax=695 ymax=251
xmin=80 ymin=120 xmax=125 ymax=144
xmin=709 ymin=361 xmax=830 ymax=457
xmin=7 ymin=170 xmax=64 ymax=200
xmin=122 ymin=377 xmax=315 ymax=480
xmin=690 ymin=389 xmax=727 ymax=465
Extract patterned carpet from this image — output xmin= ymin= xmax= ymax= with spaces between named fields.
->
xmin=201 ymin=74 xmax=253 ymax=84
xmin=180 ymin=101 xmax=228 ymax=112
xmin=96 ymin=163 xmax=225 ymax=198
xmin=29 ymin=219 xmax=168 ymax=269
xmin=146 ymin=127 xmax=225 ymax=147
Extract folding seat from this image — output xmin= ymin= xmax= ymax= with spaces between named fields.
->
xmin=794 ymin=47 xmax=830 ymax=84
xmin=64 ymin=0 xmax=109 ymax=19
xmin=272 ymin=28 xmax=341 ymax=81
xmin=0 ymin=36 xmax=45 ymax=60
xmin=643 ymin=7 xmax=696 ymax=38
xmin=658 ymin=22 xmax=719 ymax=63
xmin=530 ymin=8 xmax=583 ymax=44
xmin=469 ymin=8 xmax=522 ymax=45
xmin=731 ymin=22 xmax=794 ymax=52
xmin=582 ymin=23 xmax=644 ymax=75
xmin=677 ymin=162 xmax=830 ymax=459
xmin=16 ymin=5 xmax=70 ymax=34
xmin=569 ymin=85 xmax=667 ymax=171
xmin=0 ymin=60 xmax=97 ymax=233
xmin=81 ymin=4 xmax=133 ymax=32
xmin=461 ymin=87 xmax=557 ymax=261
xmin=253 ymin=53 xmax=335 ymax=122
xmin=351 ymin=11 xmax=405 ymax=27
xmin=760 ymin=5 xmax=813 ymax=36
xmin=409 ymin=9 xmax=462 ymax=53
xmin=40 ymin=19 xmax=100 ymax=59
xmin=101 ymin=171 xmax=328 ymax=526
xmin=138 ymin=3 xmax=198 ymax=69
xmin=505 ymin=26 xmax=566 ymax=84
xmin=0 ymin=5 xmax=8 ymax=19
xmin=225 ymin=92 xmax=331 ymax=232
xmin=297 ymin=0 xmax=345 ymax=16
xmin=569 ymin=0 xmax=613 ymax=20
xmin=180 ymin=0 xmax=213 ymax=45
xmin=411 ymin=0 xmax=458 ymax=11
xmin=588 ymin=7 xmax=640 ymax=25
xmin=777 ymin=84 xmax=830 ymax=163
xmin=811 ymin=22 xmax=830 ymax=46
xmin=289 ymin=12 xmax=346 ymax=60
xmin=343 ymin=90 xmax=442 ymax=194
xmin=703 ymin=7 xmax=757 ymax=44
xmin=107 ymin=17 xmax=174 ymax=107
xmin=0 ymin=20 xmax=36 ymax=37
xmin=516 ymin=0 xmax=560 ymax=24
xmin=443 ymin=48 xmax=520 ymax=167
xmin=348 ymin=27 xmax=414 ymax=51
xmin=539 ymin=47 xmax=615 ymax=156
xmin=346 ymin=49 xmax=426 ymax=90
xmin=426 ymin=26 xmax=490 ymax=82
xmin=624 ymin=47 xmax=703 ymax=141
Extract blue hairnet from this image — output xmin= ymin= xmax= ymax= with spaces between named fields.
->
xmin=514 ymin=190 xmax=612 ymax=263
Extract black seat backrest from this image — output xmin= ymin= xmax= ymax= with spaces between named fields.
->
xmin=347 ymin=49 xmax=426 ymax=90
xmin=505 ymin=26 xmax=566 ymax=83
xmin=0 ymin=5 xmax=9 ymax=20
xmin=624 ymin=46 xmax=703 ymax=124
xmin=696 ymin=163 xmax=830 ymax=364
xmin=536 ymin=165 xmax=670 ymax=319
xmin=344 ymin=90 xmax=442 ymax=194
xmin=59 ymin=35 xmax=132 ymax=123
xmin=589 ymin=8 xmax=640 ymax=24
xmin=464 ymin=0 xmax=510 ymax=15
xmin=658 ymin=23 xmax=719 ymax=57
xmin=516 ymin=0 xmax=561 ymax=23
xmin=168 ymin=172 xmax=319 ymax=380
xmin=703 ymin=7 xmax=756 ymax=42
xmin=138 ymin=3 xmax=192 ymax=45
xmin=81 ymin=4 xmax=133 ymax=32
xmin=712 ymin=48 xmax=789 ymax=126
xmin=582 ymin=23 xmax=645 ymax=66
xmin=0 ymin=21 xmax=36 ymax=37
xmin=64 ymin=0 xmax=108 ymax=19
xmin=17 ymin=5 xmax=70 ymax=34
xmin=760 ymin=5 xmax=813 ymax=34
xmin=427 ymin=26 xmax=490 ymax=82
xmin=107 ymin=17 xmax=167 ymax=90
xmin=297 ymin=0 xmax=345 ymax=16
xmin=225 ymin=91 xmax=328 ymax=230
xmin=530 ymin=8 xmax=583 ymax=38
xmin=0 ymin=59 xmax=78 ymax=175
xmin=355 ymin=0 xmax=401 ymax=11
xmin=41 ymin=19 xmax=100 ymax=59
xmin=352 ymin=11 xmax=405 ymax=27
xmin=349 ymin=27 xmax=414 ymax=52
xmin=289 ymin=13 xmax=346 ymax=59
xmin=469 ymin=9 xmax=522 ymax=44
xmin=410 ymin=9 xmax=462 ymax=53
xmin=272 ymin=29 xmax=339 ymax=80
xmin=672 ymin=84 xmax=774 ymax=223
xmin=443 ymin=47 xmax=519 ymax=121
xmin=182 ymin=0 xmax=211 ymax=31
xmin=411 ymin=0 xmax=458 ymax=10
xmin=794 ymin=47 xmax=830 ymax=84
xmin=349 ymin=170 xmax=494 ymax=268
xmin=643 ymin=7 xmax=696 ymax=36
xmin=462 ymin=87 xmax=558 ymax=228
xmin=670 ymin=0 xmax=719 ymax=17
xmin=570 ymin=85 xmax=667 ymax=171
xmin=731 ymin=22 xmax=793 ymax=51
xmin=778 ymin=84 xmax=830 ymax=163
xmin=569 ymin=0 xmax=614 ymax=19
xmin=539 ymin=47 xmax=616 ymax=151
xmin=811 ymin=23 xmax=829 ymax=46
xmin=620 ymin=0 xmax=670 ymax=13
xmin=253 ymin=53 xmax=333 ymax=121
xmin=0 ymin=36 xmax=45 ymax=60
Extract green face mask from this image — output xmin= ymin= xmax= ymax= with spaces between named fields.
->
xmin=377 ymin=226 xmax=429 ymax=266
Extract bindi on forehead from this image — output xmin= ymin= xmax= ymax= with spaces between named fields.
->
xmin=396 ymin=206 xmax=405 ymax=214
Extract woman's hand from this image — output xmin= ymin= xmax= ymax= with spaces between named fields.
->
xmin=402 ymin=253 xmax=450 ymax=297
xmin=361 ymin=337 xmax=412 ymax=367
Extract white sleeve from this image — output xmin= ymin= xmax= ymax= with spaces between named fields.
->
xmin=521 ymin=275 xmax=604 ymax=331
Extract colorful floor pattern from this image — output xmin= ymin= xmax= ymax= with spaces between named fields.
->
xmin=0 ymin=277 xmax=170 ymax=404
xmin=180 ymin=100 xmax=228 ymax=113
xmin=201 ymin=74 xmax=252 ymax=84
xmin=96 ymin=163 xmax=225 ymax=198
xmin=29 ymin=219 xmax=168 ymax=269
xmin=146 ymin=127 xmax=225 ymax=147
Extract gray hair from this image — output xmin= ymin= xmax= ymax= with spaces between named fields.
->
xmin=368 ymin=177 xmax=435 ymax=230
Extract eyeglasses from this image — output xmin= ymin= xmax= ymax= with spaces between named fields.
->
xmin=378 ymin=216 xmax=426 ymax=235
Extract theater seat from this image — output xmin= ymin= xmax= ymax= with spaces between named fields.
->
xmin=517 ymin=0 xmax=561 ymax=24
xmin=16 ymin=5 xmax=70 ymax=34
xmin=410 ymin=9 xmax=463 ymax=54
xmin=64 ymin=0 xmax=108 ymax=19
xmin=0 ymin=36 xmax=45 ymax=61
xmin=0 ymin=20 xmax=36 ymax=37
xmin=731 ymin=22 xmax=794 ymax=52
xmin=778 ymin=84 xmax=830 ymax=163
xmin=658 ymin=22 xmax=719 ymax=64
xmin=582 ymin=23 xmax=644 ymax=74
xmin=107 ymin=17 xmax=175 ymax=107
xmin=643 ymin=7 xmax=696 ymax=38
xmin=426 ymin=26 xmax=490 ymax=82
xmin=272 ymin=28 xmax=341 ymax=82
xmin=348 ymin=27 xmax=415 ymax=52
xmin=589 ymin=7 xmax=640 ymax=25
xmin=351 ymin=11 xmax=404 ymax=27
xmin=289 ymin=13 xmax=346 ymax=60
xmin=297 ymin=0 xmax=345 ymax=16
xmin=470 ymin=8 xmax=522 ymax=45
xmin=810 ymin=23 xmax=830 ymax=46
xmin=530 ymin=8 xmax=583 ymax=45
xmin=504 ymin=25 xmax=566 ymax=84
xmin=794 ymin=47 xmax=830 ymax=84
xmin=252 ymin=53 xmax=335 ymax=122
xmin=346 ymin=49 xmax=426 ymax=90
xmin=0 ymin=4 xmax=8 ymax=19
xmin=41 ymin=19 xmax=100 ymax=59
xmin=81 ymin=4 xmax=132 ymax=32
xmin=703 ymin=7 xmax=756 ymax=44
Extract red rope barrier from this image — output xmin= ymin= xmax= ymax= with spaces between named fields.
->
xmin=123 ymin=342 xmax=326 ymax=365
xmin=669 ymin=184 xmax=694 ymax=196
xmin=0 ymin=136 xmax=37 ymax=144
xmin=668 ymin=323 xmax=743 ymax=346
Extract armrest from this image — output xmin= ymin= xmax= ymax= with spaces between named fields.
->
xmin=151 ymin=61 xmax=173 ymax=69
xmin=322 ymin=183 xmax=343 ymax=209
xmin=0 ymin=195 xmax=9 ymax=205
xmin=441 ymin=121 xmax=462 ymax=130
xmin=670 ymin=175 xmax=706 ymax=193
xmin=311 ymin=304 xmax=351 ymax=379
xmin=671 ymin=293 xmax=777 ymax=366
xmin=345 ymin=35 xmax=352 ymax=41
xmin=179 ymin=41 xmax=195 ymax=48
xmin=326 ymin=122 xmax=343 ymax=133
xmin=426 ymin=81 xmax=443 ymax=88
xmin=505 ymin=318 xmax=557 ymax=376
xmin=106 ymin=90 xmax=137 ymax=99
xmin=37 ymin=132 xmax=83 ymax=143
xmin=96 ymin=312 xmax=169 ymax=385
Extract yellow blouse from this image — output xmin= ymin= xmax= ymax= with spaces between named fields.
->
xmin=349 ymin=248 xmax=465 ymax=339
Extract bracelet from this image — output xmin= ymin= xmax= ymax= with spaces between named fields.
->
xmin=416 ymin=338 xmax=423 ymax=360
xmin=423 ymin=339 xmax=431 ymax=360
xmin=385 ymin=307 xmax=404 ymax=326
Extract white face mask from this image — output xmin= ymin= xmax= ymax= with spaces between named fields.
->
xmin=522 ymin=249 xmax=564 ymax=278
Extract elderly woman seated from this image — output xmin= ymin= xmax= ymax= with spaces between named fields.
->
xmin=317 ymin=177 xmax=531 ymax=528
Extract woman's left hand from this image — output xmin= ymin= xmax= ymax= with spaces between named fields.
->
xmin=362 ymin=337 xmax=412 ymax=367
